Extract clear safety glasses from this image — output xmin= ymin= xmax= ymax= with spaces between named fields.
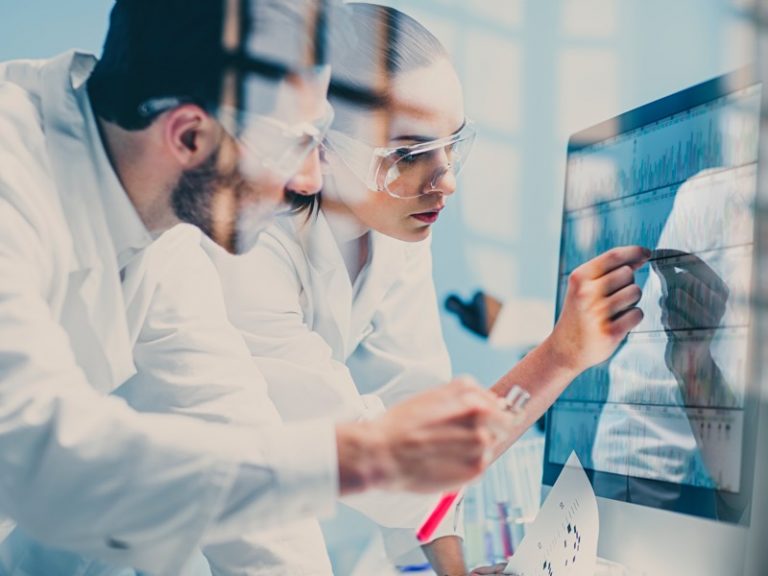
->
xmin=137 ymin=97 xmax=334 ymax=181
xmin=217 ymin=102 xmax=334 ymax=180
xmin=323 ymin=120 xmax=477 ymax=198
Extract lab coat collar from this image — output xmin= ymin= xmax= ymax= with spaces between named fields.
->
xmin=293 ymin=210 xmax=354 ymax=357
xmin=38 ymin=50 xmax=136 ymax=389
xmin=347 ymin=228 xmax=408 ymax=353
xmin=291 ymin=210 xmax=407 ymax=358
xmin=79 ymin=83 xmax=153 ymax=271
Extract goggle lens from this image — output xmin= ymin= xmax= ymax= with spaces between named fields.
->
xmin=221 ymin=104 xmax=334 ymax=181
xmin=381 ymin=130 xmax=476 ymax=198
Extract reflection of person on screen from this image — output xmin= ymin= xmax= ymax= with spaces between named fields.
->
xmin=653 ymin=249 xmax=736 ymax=409
xmin=590 ymin=166 xmax=752 ymax=519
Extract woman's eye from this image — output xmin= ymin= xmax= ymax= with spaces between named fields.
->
xmin=394 ymin=148 xmax=437 ymax=165
xmin=393 ymin=147 xmax=413 ymax=160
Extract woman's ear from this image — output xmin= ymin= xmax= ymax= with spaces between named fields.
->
xmin=164 ymin=104 xmax=221 ymax=169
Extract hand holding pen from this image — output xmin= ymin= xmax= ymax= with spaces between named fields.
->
xmin=416 ymin=385 xmax=531 ymax=543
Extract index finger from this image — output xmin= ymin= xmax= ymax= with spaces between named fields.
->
xmin=580 ymin=246 xmax=651 ymax=279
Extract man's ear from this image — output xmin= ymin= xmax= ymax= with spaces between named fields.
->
xmin=163 ymin=104 xmax=221 ymax=168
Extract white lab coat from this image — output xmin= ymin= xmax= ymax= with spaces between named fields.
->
xmin=0 ymin=51 xmax=337 ymax=575
xmin=116 ymin=225 xmax=335 ymax=576
xmin=211 ymin=209 xmax=461 ymax=571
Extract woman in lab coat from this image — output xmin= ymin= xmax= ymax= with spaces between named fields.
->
xmin=212 ymin=3 xmax=648 ymax=573
xmin=218 ymin=3 xmax=469 ymax=438
xmin=213 ymin=4 xmax=483 ymax=572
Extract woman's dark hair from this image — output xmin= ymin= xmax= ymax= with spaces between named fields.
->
xmin=338 ymin=3 xmax=448 ymax=79
xmin=290 ymin=2 xmax=450 ymax=215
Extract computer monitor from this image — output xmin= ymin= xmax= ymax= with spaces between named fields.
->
xmin=543 ymin=69 xmax=762 ymax=576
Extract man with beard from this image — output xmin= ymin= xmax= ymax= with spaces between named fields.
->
xmin=0 ymin=1 xmax=517 ymax=574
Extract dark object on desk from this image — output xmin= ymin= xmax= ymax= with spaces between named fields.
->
xmin=445 ymin=291 xmax=503 ymax=339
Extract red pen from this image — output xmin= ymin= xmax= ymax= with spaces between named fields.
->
xmin=417 ymin=488 xmax=465 ymax=542
xmin=416 ymin=385 xmax=531 ymax=543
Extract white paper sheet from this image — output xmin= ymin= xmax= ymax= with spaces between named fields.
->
xmin=504 ymin=452 xmax=599 ymax=576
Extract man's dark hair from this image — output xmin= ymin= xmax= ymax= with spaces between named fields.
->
xmin=88 ymin=0 xmax=332 ymax=131
xmin=88 ymin=0 xmax=228 ymax=130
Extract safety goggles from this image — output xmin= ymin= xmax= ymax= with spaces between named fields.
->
xmin=137 ymin=97 xmax=334 ymax=181
xmin=218 ymin=102 xmax=334 ymax=180
xmin=323 ymin=120 xmax=477 ymax=198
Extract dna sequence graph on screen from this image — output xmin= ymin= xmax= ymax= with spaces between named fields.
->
xmin=558 ymin=244 xmax=753 ymax=339
xmin=548 ymin=401 xmax=743 ymax=492
xmin=564 ymin=85 xmax=760 ymax=211
xmin=549 ymin=81 xmax=760 ymax=495
xmin=559 ymin=328 xmax=748 ymax=409
xmin=560 ymin=164 xmax=755 ymax=275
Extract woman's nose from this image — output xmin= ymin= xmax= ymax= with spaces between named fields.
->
xmin=429 ymin=164 xmax=457 ymax=195
xmin=286 ymin=148 xmax=324 ymax=196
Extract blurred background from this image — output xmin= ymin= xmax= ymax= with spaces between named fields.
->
xmin=0 ymin=0 xmax=758 ymax=572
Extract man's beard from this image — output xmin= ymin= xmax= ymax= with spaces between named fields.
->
xmin=171 ymin=146 xmax=283 ymax=254
xmin=171 ymin=148 xmax=227 ymax=243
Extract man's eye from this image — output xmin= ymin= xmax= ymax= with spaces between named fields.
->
xmin=296 ymin=134 xmax=314 ymax=147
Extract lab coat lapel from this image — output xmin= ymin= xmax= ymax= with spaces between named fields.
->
xmin=297 ymin=212 xmax=353 ymax=359
xmin=348 ymin=232 xmax=405 ymax=351
xmin=39 ymin=51 xmax=136 ymax=391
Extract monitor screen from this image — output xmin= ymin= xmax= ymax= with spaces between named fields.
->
xmin=544 ymin=71 xmax=762 ymax=523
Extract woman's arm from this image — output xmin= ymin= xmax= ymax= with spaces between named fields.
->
xmin=490 ymin=246 xmax=650 ymax=453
